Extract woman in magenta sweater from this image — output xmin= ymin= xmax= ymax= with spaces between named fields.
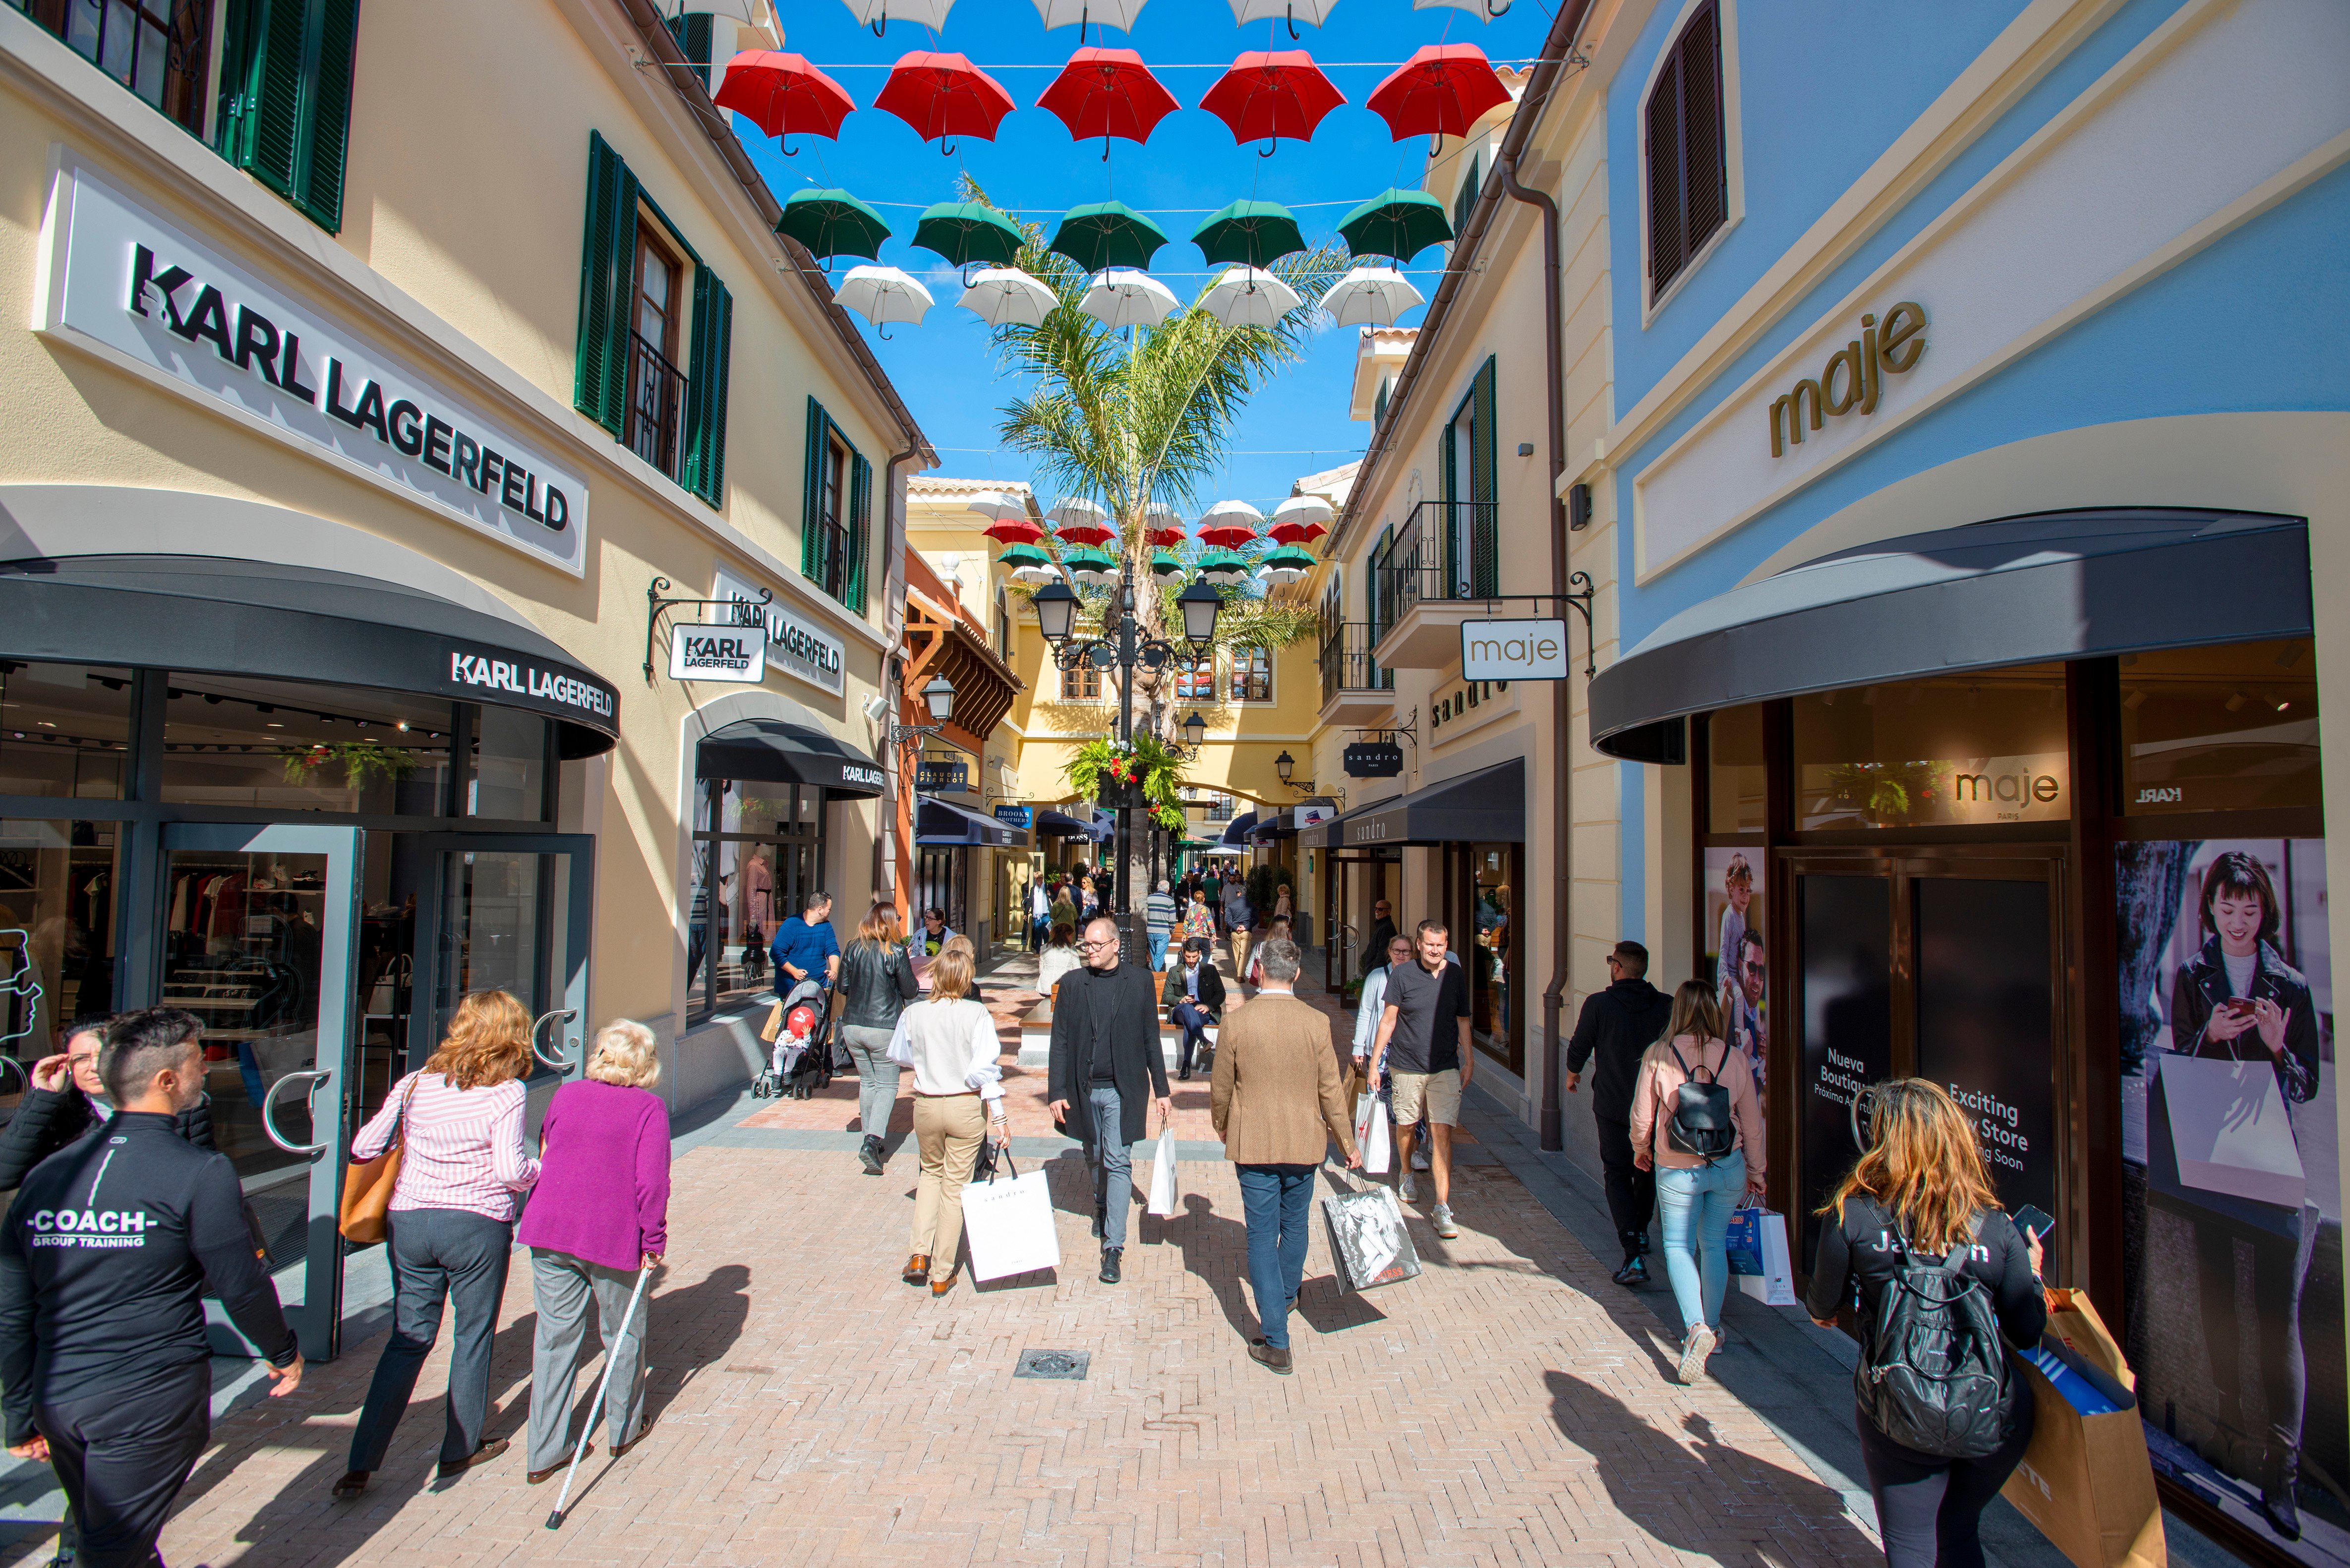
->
xmin=518 ymin=1019 xmax=671 ymax=1484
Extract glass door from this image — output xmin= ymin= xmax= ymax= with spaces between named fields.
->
xmin=413 ymin=834 xmax=593 ymax=1079
xmin=161 ymin=823 xmax=360 ymax=1363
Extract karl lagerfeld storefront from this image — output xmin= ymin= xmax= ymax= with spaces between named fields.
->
xmin=0 ymin=552 xmax=616 ymax=1361
xmin=1591 ymin=508 xmax=2337 ymax=1561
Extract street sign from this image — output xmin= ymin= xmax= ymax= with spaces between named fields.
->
xmin=667 ymin=623 xmax=764 ymax=684
xmin=1461 ymin=618 xmax=1568 ymax=681
xmin=993 ymin=804 xmax=1033 ymax=828
xmin=1344 ymin=741 xmax=1404 ymax=778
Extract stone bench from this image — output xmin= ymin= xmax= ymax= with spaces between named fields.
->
xmin=1016 ymin=997 xmax=1208 ymax=1068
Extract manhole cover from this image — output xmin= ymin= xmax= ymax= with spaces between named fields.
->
xmin=1014 ymin=1349 xmax=1090 ymax=1381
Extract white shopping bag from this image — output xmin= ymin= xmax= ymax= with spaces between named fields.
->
xmin=960 ymin=1153 xmax=1062 ymax=1281
xmin=1730 ymin=1206 xmax=1799 ymax=1307
xmin=1147 ymin=1126 xmax=1179 ymax=1218
xmin=1354 ymin=1093 xmax=1392 ymax=1176
xmin=2158 ymin=1054 xmax=2307 ymax=1210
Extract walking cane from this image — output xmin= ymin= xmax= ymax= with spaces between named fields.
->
xmin=544 ymin=1258 xmax=656 ymax=1531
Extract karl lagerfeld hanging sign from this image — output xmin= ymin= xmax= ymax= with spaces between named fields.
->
xmin=667 ymin=624 xmax=765 ymax=684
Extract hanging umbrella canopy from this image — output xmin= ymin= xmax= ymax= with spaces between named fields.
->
xmin=958 ymin=267 xmax=1058 ymax=327
xmin=1190 ymin=199 xmax=1306 ymax=269
xmin=875 ymin=52 xmax=1017 ymax=150
xmin=841 ymin=0 xmax=956 ymax=30
xmin=1037 ymin=48 xmax=1179 ymax=151
xmin=1201 ymin=265 xmax=1303 ymax=328
xmin=1149 ymin=549 xmax=1189 ymax=580
xmin=1141 ymin=502 xmax=1187 ymax=547
xmin=711 ymin=54 xmax=856 ymax=150
xmin=1226 ymin=0 xmax=1341 ymax=27
xmin=1080 ymin=269 xmax=1180 ymax=329
xmin=1033 ymin=0 xmax=1150 ymax=30
xmin=1196 ymin=548 xmax=1253 ymax=585
xmin=1198 ymin=52 xmax=1347 ymax=149
xmin=1337 ymin=187 xmax=1454 ymax=261
xmin=999 ymin=542 xmax=1058 ymax=584
xmin=1269 ymin=494 xmax=1334 ymax=543
xmin=912 ymin=201 xmax=1027 ymax=268
xmin=1049 ymin=200 xmax=1171 ymax=272
xmin=1323 ymin=264 xmax=1425 ymax=327
xmin=1196 ymin=500 xmax=1264 ymax=549
xmin=1366 ymin=43 xmax=1513 ymax=141
xmin=1047 ymin=497 xmax=1115 ymax=544
xmin=833 ymin=265 xmax=935 ymax=329
xmin=969 ymin=490 xmax=1030 ymax=522
xmin=775 ymin=188 xmax=892 ymax=262
xmin=980 ymin=512 xmax=1046 ymax=545
xmin=1257 ymin=544 xmax=1318 ymax=583
xmin=1062 ymin=546 xmax=1120 ymax=583
xmin=1412 ymin=0 xmax=1512 ymax=14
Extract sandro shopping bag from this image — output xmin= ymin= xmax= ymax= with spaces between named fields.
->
xmin=960 ymin=1151 xmax=1062 ymax=1281
xmin=2000 ymin=1289 xmax=2167 ymax=1568
xmin=1725 ymin=1205 xmax=1799 ymax=1306
xmin=1353 ymin=1093 xmax=1392 ymax=1175
xmin=2153 ymin=1053 xmax=2305 ymax=1210
xmin=1146 ymin=1126 xmax=1179 ymax=1219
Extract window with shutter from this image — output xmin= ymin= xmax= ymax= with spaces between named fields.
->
xmin=680 ymin=269 xmax=733 ymax=507
xmin=17 ymin=0 xmax=214 ymax=132
xmin=215 ymin=0 xmax=360 ymax=234
xmin=800 ymin=398 xmax=865 ymax=608
xmin=1643 ymin=0 xmax=1727 ymax=304
xmin=1452 ymin=149 xmax=1483 ymax=236
xmin=845 ymin=450 xmax=873 ymax=614
xmin=663 ymin=12 xmax=713 ymax=91
xmin=574 ymin=132 xmax=640 ymax=438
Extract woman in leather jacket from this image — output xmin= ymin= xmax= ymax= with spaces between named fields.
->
xmin=0 ymin=1018 xmax=214 ymax=1190
xmin=837 ymin=905 xmax=919 ymax=1176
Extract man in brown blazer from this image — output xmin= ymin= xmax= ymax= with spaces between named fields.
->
xmin=1210 ymin=938 xmax=1361 ymax=1375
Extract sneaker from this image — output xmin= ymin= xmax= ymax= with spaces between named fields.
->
xmin=1099 ymin=1247 xmax=1123 ymax=1285
xmin=1432 ymin=1204 xmax=1459 ymax=1239
xmin=1411 ymin=1145 xmax=1432 ymax=1172
xmin=1610 ymin=1255 xmax=1648 ymax=1288
xmin=1677 ymin=1324 xmax=1717 ymax=1385
xmin=1398 ymin=1171 xmax=1418 ymax=1204
xmin=858 ymin=1136 xmax=884 ymax=1176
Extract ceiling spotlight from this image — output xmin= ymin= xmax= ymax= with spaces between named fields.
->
xmin=2123 ymin=689 xmax=2148 ymax=711
xmin=2225 ymin=691 xmax=2248 ymax=712
xmin=397 ymin=721 xmax=410 ymax=732
xmin=266 ymin=722 xmax=284 ymax=729
xmin=1820 ymin=691 xmax=1836 ymax=707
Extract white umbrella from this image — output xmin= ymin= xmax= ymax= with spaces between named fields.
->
xmin=1412 ymin=0 xmax=1510 ymax=14
xmin=1007 ymin=561 xmax=1059 ymax=586
xmin=1322 ymin=265 xmax=1425 ymax=328
xmin=957 ymin=268 xmax=1058 ymax=328
xmin=833 ymin=265 xmax=934 ymax=330
xmin=1226 ymin=0 xmax=1339 ymax=25
xmin=1080 ymin=270 xmax=1179 ymax=329
xmin=1200 ymin=499 xmax=1266 ymax=529
xmin=1273 ymin=494 xmax=1335 ymax=528
xmin=1200 ymin=266 xmax=1302 ymax=329
xmin=1032 ymin=0 xmax=1149 ymax=30
xmin=1047 ymin=497 xmax=1110 ymax=532
xmin=840 ymin=0 xmax=956 ymax=29
xmin=968 ymin=491 xmax=1027 ymax=522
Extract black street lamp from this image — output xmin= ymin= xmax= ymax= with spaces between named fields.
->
xmin=1273 ymin=748 xmax=1315 ymax=795
xmin=1183 ymin=710 xmax=1207 ymax=752
xmin=888 ymin=674 xmax=955 ymax=755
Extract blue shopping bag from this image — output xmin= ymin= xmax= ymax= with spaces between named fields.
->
xmin=1725 ymin=1207 xmax=1767 ymax=1277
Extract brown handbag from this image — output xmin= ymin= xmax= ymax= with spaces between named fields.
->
xmin=339 ymin=1073 xmax=419 ymax=1244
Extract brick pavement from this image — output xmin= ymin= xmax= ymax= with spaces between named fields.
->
xmin=49 ymin=953 xmax=1880 ymax=1567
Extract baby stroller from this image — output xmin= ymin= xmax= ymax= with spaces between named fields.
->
xmin=752 ymin=978 xmax=836 ymax=1100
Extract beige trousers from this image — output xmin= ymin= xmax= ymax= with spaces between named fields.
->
xmin=911 ymin=1092 xmax=986 ymax=1281
xmin=1229 ymin=925 xmax=1250 ymax=978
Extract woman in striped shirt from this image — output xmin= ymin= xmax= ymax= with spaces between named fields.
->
xmin=333 ymin=990 xmax=541 ymax=1498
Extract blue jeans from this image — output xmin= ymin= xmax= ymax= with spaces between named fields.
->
xmin=1655 ymin=1151 xmax=1746 ymax=1335
xmin=1147 ymin=929 xmax=1169 ymax=970
xmin=1237 ymin=1164 xmax=1317 ymax=1349
xmin=1088 ymin=1084 xmax=1130 ymax=1248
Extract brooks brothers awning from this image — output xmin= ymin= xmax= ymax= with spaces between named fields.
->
xmin=1315 ymin=758 xmax=1524 ymax=848
xmin=916 ymin=794 xmax=1029 ymax=848
xmin=1036 ymin=807 xmax=1112 ymax=840
xmin=0 ymin=554 xmax=620 ymax=756
xmin=1588 ymin=509 xmax=2312 ymax=762
xmin=696 ymin=718 xmax=886 ymax=797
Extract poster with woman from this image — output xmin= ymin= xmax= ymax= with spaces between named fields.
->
xmin=2118 ymin=838 xmax=2345 ymax=1562
xmin=1704 ymin=849 xmax=1766 ymax=1094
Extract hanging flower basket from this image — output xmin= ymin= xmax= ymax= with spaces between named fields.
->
xmin=1066 ymin=735 xmax=1183 ymax=822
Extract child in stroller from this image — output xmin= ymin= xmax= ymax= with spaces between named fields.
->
xmin=754 ymin=977 xmax=835 ymax=1099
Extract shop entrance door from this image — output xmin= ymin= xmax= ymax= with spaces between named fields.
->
xmin=161 ymin=823 xmax=360 ymax=1363
xmin=1787 ymin=851 xmax=2067 ymax=1275
xmin=413 ymin=834 xmax=594 ymax=1079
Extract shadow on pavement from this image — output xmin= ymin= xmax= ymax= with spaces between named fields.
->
xmin=1167 ymin=1192 xmax=1261 ymax=1342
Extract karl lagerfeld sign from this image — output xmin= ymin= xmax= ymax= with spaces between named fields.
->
xmin=668 ymin=624 xmax=765 ymax=684
xmin=711 ymin=567 xmax=846 ymax=697
xmin=36 ymin=161 xmax=587 ymax=575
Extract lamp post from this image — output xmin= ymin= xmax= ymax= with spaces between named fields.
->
xmin=1034 ymin=565 xmax=1222 ymax=943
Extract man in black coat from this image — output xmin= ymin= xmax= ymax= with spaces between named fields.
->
xmin=1048 ymin=917 xmax=1172 ymax=1285
xmin=1359 ymin=900 xmax=1397 ymax=978
xmin=1162 ymin=941 xmax=1227 ymax=1082
xmin=1564 ymin=940 xmax=1675 ymax=1287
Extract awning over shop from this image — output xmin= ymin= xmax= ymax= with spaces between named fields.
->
xmin=916 ymin=794 xmax=1028 ymax=847
xmin=1249 ymin=812 xmax=1296 ymax=841
xmin=0 ymin=554 xmax=620 ymax=756
xmin=1317 ymin=758 xmax=1523 ymax=848
xmin=1036 ymin=808 xmax=1112 ymax=840
xmin=696 ymin=718 xmax=886 ymax=797
xmin=1588 ymin=509 xmax=2312 ymax=762
xmin=1219 ymin=811 xmax=1259 ymax=845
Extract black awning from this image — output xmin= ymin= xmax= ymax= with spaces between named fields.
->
xmin=1250 ymin=812 xmax=1297 ymax=840
xmin=1319 ymin=759 xmax=1523 ymax=847
xmin=0 ymin=554 xmax=619 ymax=756
xmin=1036 ymin=808 xmax=1110 ymax=840
xmin=916 ymin=794 xmax=1028 ymax=847
xmin=1220 ymin=811 xmax=1259 ymax=845
xmin=1589 ymin=509 xmax=2312 ymax=760
xmin=697 ymin=718 xmax=885 ymax=797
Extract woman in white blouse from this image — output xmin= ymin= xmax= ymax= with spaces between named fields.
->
xmin=891 ymin=944 xmax=1007 ymax=1297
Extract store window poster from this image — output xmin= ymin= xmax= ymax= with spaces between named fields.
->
xmin=2118 ymin=838 xmax=2345 ymax=1561
xmin=1704 ymin=848 xmax=1766 ymax=1095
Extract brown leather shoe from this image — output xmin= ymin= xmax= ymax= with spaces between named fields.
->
xmin=526 ymin=1445 xmax=590 ymax=1484
xmin=1247 ymin=1338 xmax=1294 ymax=1375
xmin=330 ymin=1469 xmax=369 ymax=1499
xmin=435 ymin=1437 xmax=509 ymax=1479
xmin=613 ymin=1418 xmax=655 ymax=1458
xmin=930 ymin=1266 xmax=960 ymax=1297
xmin=902 ymin=1253 xmax=930 ymax=1285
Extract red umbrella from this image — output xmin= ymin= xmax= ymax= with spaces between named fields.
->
xmin=712 ymin=53 xmax=857 ymax=154
xmin=1366 ymin=43 xmax=1512 ymax=141
xmin=1198 ymin=51 xmax=1346 ymax=153
xmin=875 ymin=52 xmax=1017 ymax=153
xmin=1037 ymin=48 xmax=1179 ymax=159
xmin=982 ymin=517 xmax=1047 ymax=545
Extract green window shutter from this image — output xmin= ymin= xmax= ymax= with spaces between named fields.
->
xmin=573 ymin=131 xmax=639 ymax=437
xmin=665 ymin=13 xmax=713 ymax=91
xmin=1470 ymin=355 xmax=1498 ymax=597
xmin=801 ymin=397 xmax=828 ymax=579
xmin=1453 ymin=149 xmax=1482 ymax=235
xmin=218 ymin=0 xmax=360 ymax=234
xmin=680 ymin=268 xmax=732 ymax=508
xmin=846 ymin=451 xmax=874 ymax=615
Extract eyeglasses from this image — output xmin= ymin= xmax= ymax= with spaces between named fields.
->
xmin=1082 ymin=936 xmax=1119 ymax=951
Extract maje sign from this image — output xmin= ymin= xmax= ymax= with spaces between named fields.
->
xmin=1461 ymin=619 xmax=1567 ymax=681
xmin=38 ymin=162 xmax=586 ymax=575
xmin=711 ymin=567 xmax=845 ymax=696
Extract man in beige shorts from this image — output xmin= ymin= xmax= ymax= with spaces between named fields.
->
xmin=1369 ymin=921 xmax=1472 ymax=1239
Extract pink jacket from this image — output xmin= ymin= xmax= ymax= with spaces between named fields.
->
xmin=1628 ymin=1033 xmax=1765 ymax=1178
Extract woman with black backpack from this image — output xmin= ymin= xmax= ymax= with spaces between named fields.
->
xmin=1807 ymin=1079 xmax=2047 ymax=1568
xmin=1629 ymin=980 xmax=1765 ymax=1385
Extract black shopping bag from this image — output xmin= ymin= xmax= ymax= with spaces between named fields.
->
xmin=1320 ymin=1164 xmax=1422 ymax=1293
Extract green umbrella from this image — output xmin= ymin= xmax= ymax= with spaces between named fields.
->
xmin=1149 ymin=549 xmax=1189 ymax=579
xmin=1050 ymin=200 xmax=1171 ymax=273
xmin=1338 ymin=188 xmax=1453 ymax=262
xmin=775 ymin=188 xmax=891 ymax=262
xmin=1196 ymin=548 xmax=1252 ymax=584
xmin=912 ymin=200 xmax=1026 ymax=268
xmin=1061 ymin=546 xmax=1120 ymax=581
xmin=1189 ymin=199 xmax=1305 ymax=269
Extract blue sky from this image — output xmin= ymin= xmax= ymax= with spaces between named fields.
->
xmin=734 ymin=0 xmax=1557 ymax=511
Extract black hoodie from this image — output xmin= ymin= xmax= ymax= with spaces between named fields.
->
xmin=1565 ymin=978 xmax=1674 ymax=1123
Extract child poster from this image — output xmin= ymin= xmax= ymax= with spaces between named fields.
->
xmin=2118 ymin=838 xmax=2346 ymax=1562
xmin=1704 ymin=848 xmax=1766 ymax=1095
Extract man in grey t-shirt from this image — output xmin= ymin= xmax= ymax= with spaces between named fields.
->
xmin=1370 ymin=922 xmax=1472 ymax=1238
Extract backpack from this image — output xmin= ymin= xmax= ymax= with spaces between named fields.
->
xmin=1854 ymin=1208 xmax=2015 ymax=1459
xmin=1663 ymin=1040 xmax=1737 ymax=1163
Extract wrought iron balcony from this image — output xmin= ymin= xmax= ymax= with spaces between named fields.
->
xmin=625 ymin=331 xmax=689 ymax=481
xmin=1368 ymin=500 xmax=1502 ymax=667
xmin=804 ymin=515 xmax=852 ymax=601
xmin=1319 ymin=621 xmax=1396 ymax=724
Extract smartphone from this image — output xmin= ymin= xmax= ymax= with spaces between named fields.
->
xmin=2221 ymin=997 xmax=2258 ymax=1018
xmin=2014 ymin=1204 xmax=2056 ymax=1245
